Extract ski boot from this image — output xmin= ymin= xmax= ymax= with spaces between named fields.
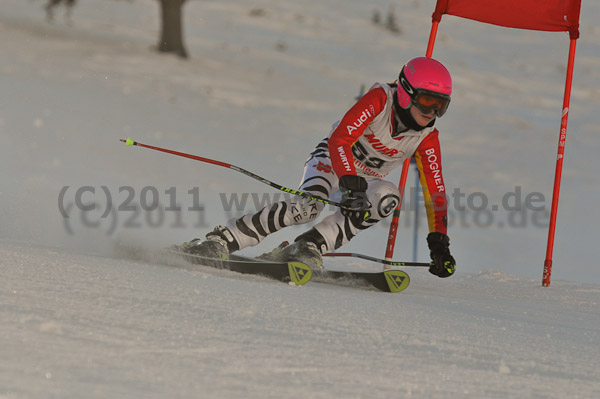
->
xmin=259 ymin=228 xmax=326 ymax=270
xmin=180 ymin=226 xmax=239 ymax=260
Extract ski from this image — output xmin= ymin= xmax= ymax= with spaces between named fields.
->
xmin=169 ymin=250 xmax=313 ymax=286
xmin=313 ymin=268 xmax=410 ymax=293
xmin=234 ymin=253 xmax=410 ymax=293
xmin=168 ymin=247 xmax=409 ymax=292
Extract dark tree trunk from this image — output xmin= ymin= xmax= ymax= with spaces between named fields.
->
xmin=157 ymin=0 xmax=188 ymax=59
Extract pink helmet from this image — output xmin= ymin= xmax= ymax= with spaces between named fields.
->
xmin=397 ymin=57 xmax=452 ymax=117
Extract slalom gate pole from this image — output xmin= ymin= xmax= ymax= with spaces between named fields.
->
xmin=543 ymin=38 xmax=578 ymax=287
xmin=412 ymin=159 xmax=420 ymax=263
xmin=120 ymin=138 xmax=346 ymax=210
xmin=324 ymin=252 xmax=430 ymax=267
xmin=384 ymin=162 xmax=411 ymax=263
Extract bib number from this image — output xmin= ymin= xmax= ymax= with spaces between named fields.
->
xmin=352 ymin=142 xmax=386 ymax=169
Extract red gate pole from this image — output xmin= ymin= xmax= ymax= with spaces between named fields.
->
xmin=425 ymin=21 xmax=440 ymax=58
xmin=543 ymin=38 xmax=578 ymax=287
xmin=384 ymin=21 xmax=440 ymax=264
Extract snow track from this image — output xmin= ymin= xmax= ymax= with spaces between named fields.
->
xmin=2 ymin=242 xmax=599 ymax=398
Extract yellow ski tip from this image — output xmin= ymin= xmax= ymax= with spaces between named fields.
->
xmin=288 ymin=262 xmax=312 ymax=285
xmin=384 ymin=270 xmax=410 ymax=292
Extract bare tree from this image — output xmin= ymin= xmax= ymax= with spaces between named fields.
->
xmin=157 ymin=0 xmax=189 ymax=59
xmin=45 ymin=0 xmax=76 ymax=22
xmin=385 ymin=6 xmax=402 ymax=34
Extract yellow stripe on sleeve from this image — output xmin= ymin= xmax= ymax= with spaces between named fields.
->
xmin=414 ymin=152 xmax=436 ymax=232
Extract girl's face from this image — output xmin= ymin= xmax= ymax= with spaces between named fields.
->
xmin=410 ymin=104 xmax=436 ymax=127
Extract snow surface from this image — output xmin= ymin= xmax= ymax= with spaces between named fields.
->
xmin=2 ymin=240 xmax=600 ymax=398
xmin=1 ymin=0 xmax=600 ymax=397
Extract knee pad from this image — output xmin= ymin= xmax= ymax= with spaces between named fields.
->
xmin=366 ymin=180 xmax=401 ymax=220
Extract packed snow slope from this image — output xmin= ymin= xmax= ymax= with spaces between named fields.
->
xmin=2 ymin=240 xmax=600 ymax=399
xmin=1 ymin=0 xmax=600 ymax=398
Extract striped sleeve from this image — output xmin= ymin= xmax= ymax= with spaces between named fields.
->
xmin=413 ymin=130 xmax=448 ymax=234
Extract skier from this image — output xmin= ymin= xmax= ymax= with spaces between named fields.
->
xmin=184 ymin=57 xmax=456 ymax=278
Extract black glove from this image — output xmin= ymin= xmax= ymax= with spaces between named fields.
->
xmin=427 ymin=232 xmax=456 ymax=278
xmin=339 ymin=175 xmax=371 ymax=225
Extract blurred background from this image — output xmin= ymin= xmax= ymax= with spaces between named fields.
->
xmin=1 ymin=0 xmax=599 ymax=283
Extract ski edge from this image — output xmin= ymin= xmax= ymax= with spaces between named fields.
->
xmin=169 ymin=250 xmax=313 ymax=286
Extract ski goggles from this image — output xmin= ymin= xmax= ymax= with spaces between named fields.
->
xmin=412 ymin=89 xmax=451 ymax=117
